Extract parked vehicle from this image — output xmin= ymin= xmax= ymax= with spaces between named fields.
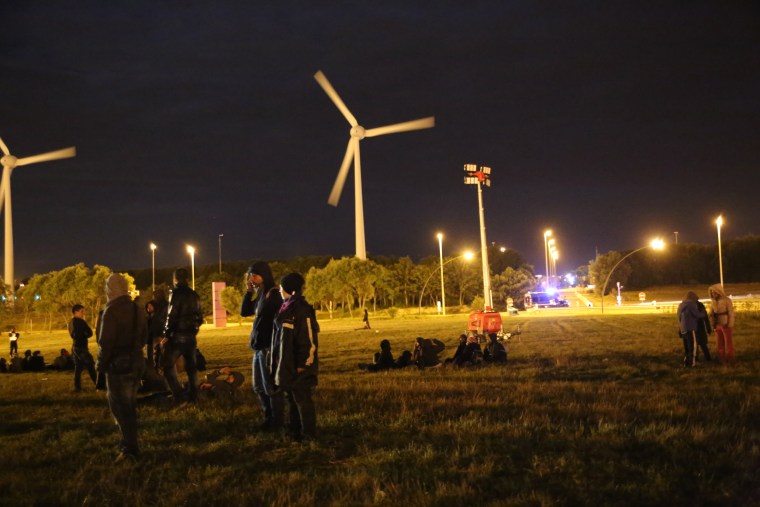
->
xmin=524 ymin=291 xmax=569 ymax=309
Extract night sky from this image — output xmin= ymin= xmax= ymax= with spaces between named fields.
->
xmin=2 ymin=1 xmax=759 ymax=280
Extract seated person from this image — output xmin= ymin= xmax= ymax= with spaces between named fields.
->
xmin=52 ymin=348 xmax=74 ymax=370
xmin=359 ymin=339 xmax=396 ymax=371
xmin=446 ymin=334 xmax=468 ymax=365
xmin=0 ymin=357 xmax=6 ymax=373
xmin=483 ymin=333 xmax=507 ymax=364
xmin=199 ymin=366 xmax=244 ymax=395
xmin=412 ymin=337 xmax=445 ymax=368
xmin=29 ymin=350 xmax=46 ymax=372
xmin=395 ymin=350 xmax=414 ymax=368
xmin=452 ymin=335 xmax=483 ymax=368
xmin=21 ymin=349 xmax=33 ymax=371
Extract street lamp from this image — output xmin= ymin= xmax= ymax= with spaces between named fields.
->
xmin=715 ymin=215 xmax=724 ymax=287
xmin=543 ymin=230 xmax=552 ymax=289
xmin=552 ymin=249 xmax=559 ymax=286
xmin=547 ymin=238 xmax=556 ymax=287
xmin=218 ymin=233 xmax=224 ymax=274
xmin=150 ymin=243 xmax=157 ymax=292
xmin=186 ymin=245 xmax=196 ymax=290
xmin=601 ymin=238 xmax=665 ymax=314
xmin=419 ymin=251 xmax=474 ymax=314
xmin=437 ymin=233 xmax=446 ymax=315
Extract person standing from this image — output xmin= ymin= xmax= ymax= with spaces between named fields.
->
xmin=694 ymin=295 xmax=712 ymax=363
xmin=240 ymin=262 xmax=283 ymax=431
xmin=709 ymin=284 xmax=735 ymax=363
xmin=162 ymin=268 xmax=203 ymax=402
xmin=146 ymin=288 xmax=169 ymax=369
xmin=96 ymin=273 xmax=148 ymax=461
xmin=271 ymin=272 xmax=319 ymax=442
xmin=8 ymin=327 xmax=19 ymax=356
xmin=68 ymin=304 xmax=98 ymax=391
xmin=677 ymin=291 xmax=704 ymax=368
xmin=362 ymin=308 xmax=371 ymax=329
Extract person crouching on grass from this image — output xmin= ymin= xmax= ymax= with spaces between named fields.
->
xmin=271 ymin=273 xmax=319 ymax=442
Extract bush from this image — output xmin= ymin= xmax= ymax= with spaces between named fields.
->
xmin=386 ymin=307 xmax=399 ymax=319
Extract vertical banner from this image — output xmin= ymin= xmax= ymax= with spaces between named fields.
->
xmin=212 ymin=281 xmax=227 ymax=328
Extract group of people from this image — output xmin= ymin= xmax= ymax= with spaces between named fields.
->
xmin=677 ymin=284 xmax=736 ymax=368
xmin=241 ymin=262 xmax=319 ymax=442
xmin=358 ymin=332 xmax=509 ymax=372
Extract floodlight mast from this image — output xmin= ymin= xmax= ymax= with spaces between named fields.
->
xmin=463 ymin=164 xmax=493 ymax=311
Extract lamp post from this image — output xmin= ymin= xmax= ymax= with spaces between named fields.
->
xmin=547 ymin=238 xmax=556 ymax=287
xmin=552 ymin=249 xmax=559 ymax=286
xmin=716 ymin=215 xmax=724 ymax=287
xmin=150 ymin=243 xmax=157 ymax=292
xmin=218 ymin=233 xmax=224 ymax=274
xmin=186 ymin=245 xmax=196 ymax=290
xmin=437 ymin=233 xmax=446 ymax=315
xmin=419 ymin=251 xmax=474 ymax=314
xmin=543 ymin=230 xmax=552 ymax=289
xmin=463 ymin=163 xmax=493 ymax=311
xmin=601 ymin=238 xmax=664 ymax=314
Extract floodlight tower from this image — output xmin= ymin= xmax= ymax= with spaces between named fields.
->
xmin=464 ymin=164 xmax=493 ymax=311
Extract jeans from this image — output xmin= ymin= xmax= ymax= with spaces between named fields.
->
xmin=72 ymin=347 xmax=97 ymax=390
xmin=286 ymin=383 xmax=317 ymax=439
xmin=162 ymin=339 xmax=198 ymax=401
xmin=106 ymin=369 xmax=142 ymax=454
xmin=252 ymin=349 xmax=283 ymax=426
xmin=680 ymin=330 xmax=696 ymax=367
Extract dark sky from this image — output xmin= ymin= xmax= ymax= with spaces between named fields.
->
xmin=1 ymin=1 xmax=759 ymax=280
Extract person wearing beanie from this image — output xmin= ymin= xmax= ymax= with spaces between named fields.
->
xmin=240 ymin=261 xmax=283 ymax=431
xmin=96 ymin=273 xmax=148 ymax=461
xmin=677 ymin=291 xmax=704 ymax=368
xmin=271 ymin=272 xmax=319 ymax=441
xmin=162 ymin=268 xmax=204 ymax=403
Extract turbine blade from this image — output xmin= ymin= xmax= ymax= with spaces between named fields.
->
xmin=328 ymin=139 xmax=355 ymax=207
xmin=364 ymin=116 xmax=435 ymax=138
xmin=0 ymin=137 xmax=9 ymax=156
xmin=16 ymin=146 xmax=76 ymax=166
xmin=314 ymin=70 xmax=358 ymax=127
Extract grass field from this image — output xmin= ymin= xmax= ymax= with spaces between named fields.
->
xmin=1 ymin=310 xmax=758 ymax=506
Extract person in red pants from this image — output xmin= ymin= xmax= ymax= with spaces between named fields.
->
xmin=708 ymin=284 xmax=735 ymax=363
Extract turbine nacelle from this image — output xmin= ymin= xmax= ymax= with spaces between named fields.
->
xmin=350 ymin=125 xmax=366 ymax=139
xmin=1 ymin=155 xmax=17 ymax=168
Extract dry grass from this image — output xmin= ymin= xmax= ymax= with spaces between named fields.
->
xmin=1 ymin=310 xmax=758 ymax=506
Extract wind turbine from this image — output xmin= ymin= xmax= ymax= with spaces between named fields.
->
xmin=0 ymin=136 xmax=76 ymax=296
xmin=314 ymin=70 xmax=435 ymax=260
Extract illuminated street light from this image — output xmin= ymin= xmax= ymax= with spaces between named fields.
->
xmin=419 ymin=250 xmax=474 ymax=314
xmin=437 ymin=233 xmax=446 ymax=316
xmin=552 ymin=249 xmax=559 ymax=286
xmin=150 ymin=243 xmax=157 ymax=292
xmin=716 ymin=215 xmax=724 ymax=287
xmin=601 ymin=238 xmax=665 ymax=314
xmin=543 ymin=230 xmax=552 ymax=289
xmin=186 ymin=245 xmax=196 ymax=290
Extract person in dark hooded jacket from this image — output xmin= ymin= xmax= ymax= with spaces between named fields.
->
xmin=240 ymin=261 xmax=283 ymax=431
xmin=162 ymin=268 xmax=203 ymax=402
xmin=271 ymin=272 xmax=319 ymax=441
xmin=96 ymin=273 xmax=148 ymax=461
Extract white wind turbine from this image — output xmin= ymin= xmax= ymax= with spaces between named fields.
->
xmin=0 ymin=136 xmax=76 ymax=296
xmin=314 ymin=70 xmax=435 ymax=260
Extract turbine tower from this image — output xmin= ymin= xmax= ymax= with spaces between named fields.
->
xmin=314 ymin=70 xmax=435 ymax=259
xmin=0 ymin=136 xmax=76 ymax=296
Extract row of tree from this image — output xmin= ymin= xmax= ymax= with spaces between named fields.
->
xmin=588 ymin=235 xmax=760 ymax=294
xmin=3 ymin=235 xmax=758 ymax=329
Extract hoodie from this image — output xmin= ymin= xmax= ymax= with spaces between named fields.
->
xmin=240 ymin=261 xmax=282 ymax=350
xmin=708 ymin=284 xmax=735 ymax=328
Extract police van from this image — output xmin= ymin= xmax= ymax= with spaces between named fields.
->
xmin=524 ymin=291 xmax=569 ymax=309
